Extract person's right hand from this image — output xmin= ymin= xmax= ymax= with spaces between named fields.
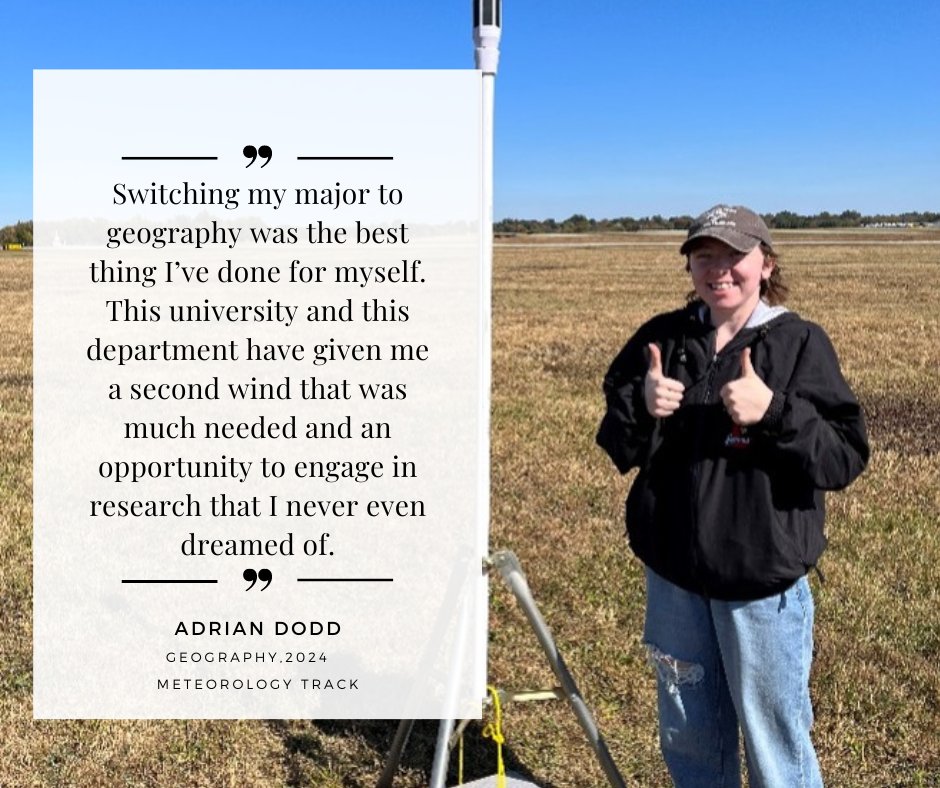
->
xmin=644 ymin=343 xmax=685 ymax=418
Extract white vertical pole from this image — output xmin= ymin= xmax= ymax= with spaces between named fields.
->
xmin=473 ymin=0 xmax=501 ymax=716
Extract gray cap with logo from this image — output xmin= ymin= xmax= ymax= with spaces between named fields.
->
xmin=680 ymin=204 xmax=774 ymax=255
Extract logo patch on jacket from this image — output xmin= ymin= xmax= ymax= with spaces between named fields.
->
xmin=724 ymin=424 xmax=751 ymax=449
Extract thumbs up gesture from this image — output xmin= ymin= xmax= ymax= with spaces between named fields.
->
xmin=720 ymin=348 xmax=773 ymax=426
xmin=644 ymin=343 xmax=686 ymax=418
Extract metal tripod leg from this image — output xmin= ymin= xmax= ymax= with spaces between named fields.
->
xmin=429 ymin=717 xmax=457 ymax=788
xmin=490 ymin=550 xmax=627 ymax=788
xmin=376 ymin=719 xmax=415 ymax=788
xmin=377 ymin=717 xmax=457 ymax=788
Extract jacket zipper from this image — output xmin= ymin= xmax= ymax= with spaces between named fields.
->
xmin=703 ymin=352 xmax=720 ymax=402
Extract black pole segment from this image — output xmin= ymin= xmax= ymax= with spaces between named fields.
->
xmin=474 ymin=0 xmax=501 ymax=28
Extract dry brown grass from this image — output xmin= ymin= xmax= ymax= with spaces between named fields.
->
xmin=3 ymin=231 xmax=940 ymax=786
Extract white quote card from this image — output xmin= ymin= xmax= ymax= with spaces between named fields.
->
xmin=34 ymin=70 xmax=486 ymax=719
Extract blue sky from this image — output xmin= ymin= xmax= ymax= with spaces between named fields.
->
xmin=3 ymin=0 xmax=938 ymax=225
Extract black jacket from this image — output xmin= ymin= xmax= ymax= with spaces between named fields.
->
xmin=596 ymin=304 xmax=869 ymax=601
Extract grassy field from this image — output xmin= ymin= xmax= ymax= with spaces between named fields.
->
xmin=2 ymin=230 xmax=939 ymax=786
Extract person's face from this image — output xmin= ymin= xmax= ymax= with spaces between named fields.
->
xmin=687 ymin=238 xmax=774 ymax=321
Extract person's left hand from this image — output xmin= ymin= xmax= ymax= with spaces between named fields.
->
xmin=720 ymin=348 xmax=773 ymax=426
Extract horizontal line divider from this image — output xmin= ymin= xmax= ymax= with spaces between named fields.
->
xmin=121 ymin=156 xmax=218 ymax=160
xmin=297 ymin=578 xmax=394 ymax=582
xmin=122 ymin=579 xmax=218 ymax=584
xmin=297 ymin=156 xmax=393 ymax=160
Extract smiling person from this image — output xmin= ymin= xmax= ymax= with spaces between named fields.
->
xmin=596 ymin=205 xmax=869 ymax=787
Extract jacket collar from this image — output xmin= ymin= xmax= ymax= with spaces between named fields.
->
xmin=694 ymin=299 xmax=790 ymax=330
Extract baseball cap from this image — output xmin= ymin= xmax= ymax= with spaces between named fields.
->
xmin=680 ymin=204 xmax=774 ymax=255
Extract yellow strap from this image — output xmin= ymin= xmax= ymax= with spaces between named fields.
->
xmin=481 ymin=685 xmax=506 ymax=788
xmin=458 ymin=729 xmax=464 ymax=785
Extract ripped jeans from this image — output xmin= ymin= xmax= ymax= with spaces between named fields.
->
xmin=644 ymin=568 xmax=822 ymax=788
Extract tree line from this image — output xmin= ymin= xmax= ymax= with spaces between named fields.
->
xmin=4 ymin=213 xmax=938 ymax=245
xmin=0 ymin=220 xmax=32 ymax=246
xmin=495 ymin=210 xmax=940 ymax=234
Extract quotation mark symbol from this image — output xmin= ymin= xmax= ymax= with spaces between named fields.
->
xmin=243 ymin=568 xmax=272 ymax=591
xmin=243 ymin=144 xmax=272 ymax=168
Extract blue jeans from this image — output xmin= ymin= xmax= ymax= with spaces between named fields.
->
xmin=644 ymin=568 xmax=822 ymax=788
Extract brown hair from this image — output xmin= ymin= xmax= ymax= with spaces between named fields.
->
xmin=685 ymin=242 xmax=789 ymax=306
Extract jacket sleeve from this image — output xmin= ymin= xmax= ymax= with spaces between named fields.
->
xmin=596 ymin=328 xmax=657 ymax=474
xmin=757 ymin=324 xmax=869 ymax=490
